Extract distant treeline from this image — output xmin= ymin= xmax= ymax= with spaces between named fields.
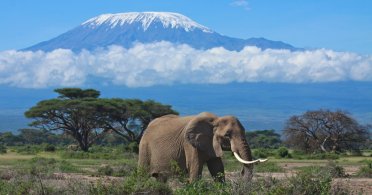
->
xmin=0 ymin=128 xmax=125 ymax=146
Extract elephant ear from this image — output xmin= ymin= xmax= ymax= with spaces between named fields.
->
xmin=185 ymin=115 xmax=223 ymax=158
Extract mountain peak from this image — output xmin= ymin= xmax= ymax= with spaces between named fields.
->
xmin=81 ymin=12 xmax=213 ymax=33
xmin=24 ymin=12 xmax=298 ymax=52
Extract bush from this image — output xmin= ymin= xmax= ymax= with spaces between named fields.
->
xmin=356 ymin=160 xmax=372 ymax=178
xmin=0 ymin=145 xmax=7 ymax=154
xmin=113 ymin=163 xmax=137 ymax=177
xmin=121 ymin=168 xmax=171 ymax=194
xmin=277 ymin=147 xmax=291 ymax=158
xmin=326 ymin=161 xmax=347 ymax=178
xmin=15 ymin=145 xmax=43 ymax=155
xmin=44 ymin=144 xmax=56 ymax=152
xmin=124 ymin=142 xmax=139 ymax=153
xmin=27 ymin=157 xmax=79 ymax=174
xmin=98 ymin=165 xmax=114 ymax=176
xmin=175 ymin=179 xmax=228 ymax=194
xmin=287 ymin=166 xmax=332 ymax=195
xmin=292 ymin=151 xmax=339 ymax=160
xmin=253 ymin=148 xmax=274 ymax=158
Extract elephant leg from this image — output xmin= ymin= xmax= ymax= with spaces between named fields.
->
xmin=185 ymin=145 xmax=205 ymax=182
xmin=188 ymin=161 xmax=204 ymax=182
xmin=207 ymin=157 xmax=225 ymax=182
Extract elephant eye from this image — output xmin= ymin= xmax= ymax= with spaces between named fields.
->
xmin=224 ymin=131 xmax=232 ymax=138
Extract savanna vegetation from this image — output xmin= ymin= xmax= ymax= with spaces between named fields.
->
xmin=0 ymin=88 xmax=371 ymax=194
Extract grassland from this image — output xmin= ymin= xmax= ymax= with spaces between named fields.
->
xmin=0 ymin=146 xmax=371 ymax=194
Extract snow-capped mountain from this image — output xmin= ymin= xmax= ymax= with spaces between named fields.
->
xmin=25 ymin=12 xmax=298 ymax=51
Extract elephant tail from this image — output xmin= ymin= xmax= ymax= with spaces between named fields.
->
xmin=138 ymin=142 xmax=151 ymax=170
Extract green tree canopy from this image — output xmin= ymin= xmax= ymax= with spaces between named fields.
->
xmin=245 ymin=130 xmax=282 ymax=149
xmin=54 ymin=88 xmax=100 ymax=99
xmin=25 ymin=88 xmax=178 ymax=151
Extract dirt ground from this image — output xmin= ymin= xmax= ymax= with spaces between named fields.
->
xmin=52 ymin=165 xmax=372 ymax=194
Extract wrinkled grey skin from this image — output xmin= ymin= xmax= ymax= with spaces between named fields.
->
xmin=138 ymin=112 xmax=254 ymax=182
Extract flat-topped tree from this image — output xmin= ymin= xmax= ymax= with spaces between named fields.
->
xmin=98 ymin=99 xmax=179 ymax=144
xmin=25 ymin=88 xmax=105 ymax=151
xmin=25 ymin=88 xmax=178 ymax=151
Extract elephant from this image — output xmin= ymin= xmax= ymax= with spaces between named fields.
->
xmin=138 ymin=112 xmax=267 ymax=182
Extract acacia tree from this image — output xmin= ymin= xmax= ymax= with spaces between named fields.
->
xmin=25 ymin=88 xmax=178 ymax=151
xmin=283 ymin=109 xmax=370 ymax=153
xmin=96 ymin=98 xmax=178 ymax=144
xmin=25 ymin=88 xmax=107 ymax=151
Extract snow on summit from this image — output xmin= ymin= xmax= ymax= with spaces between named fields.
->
xmin=82 ymin=12 xmax=213 ymax=32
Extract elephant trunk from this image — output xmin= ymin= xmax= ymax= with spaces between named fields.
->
xmin=233 ymin=139 xmax=254 ymax=180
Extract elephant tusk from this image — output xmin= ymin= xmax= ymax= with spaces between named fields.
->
xmin=233 ymin=152 xmax=268 ymax=164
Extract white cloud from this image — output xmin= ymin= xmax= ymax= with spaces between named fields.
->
xmin=0 ymin=42 xmax=371 ymax=88
xmin=230 ymin=0 xmax=250 ymax=11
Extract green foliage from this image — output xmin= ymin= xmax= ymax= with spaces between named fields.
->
xmin=97 ymin=165 xmax=114 ymax=176
xmin=276 ymin=146 xmax=291 ymax=158
xmin=123 ymin=142 xmax=139 ymax=153
xmin=245 ymin=130 xmax=282 ymax=149
xmin=120 ymin=168 xmax=171 ymax=194
xmin=15 ymin=145 xmax=44 ymax=155
xmin=25 ymin=88 xmax=178 ymax=151
xmin=0 ymin=131 xmax=24 ymax=146
xmin=112 ymin=162 xmax=137 ymax=177
xmin=60 ymin=150 xmax=120 ymax=160
xmin=0 ymin=179 xmax=34 ymax=195
xmin=28 ymin=157 xmax=79 ymax=173
xmin=291 ymin=150 xmax=340 ymax=160
xmin=253 ymin=148 xmax=274 ymax=158
xmin=44 ymin=144 xmax=56 ymax=152
xmin=60 ymin=145 xmax=137 ymax=160
xmin=175 ymin=179 xmax=229 ymax=195
xmin=55 ymin=88 xmax=100 ymax=99
xmin=326 ymin=161 xmax=347 ymax=178
xmin=0 ymin=144 xmax=6 ymax=154
xmin=287 ymin=166 xmax=332 ymax=195
xmin=356 ymin=160 xmax=372 ymax=178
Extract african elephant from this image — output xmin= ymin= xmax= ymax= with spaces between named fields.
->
xmin=138 ymin=112 xmax=267 ymax=182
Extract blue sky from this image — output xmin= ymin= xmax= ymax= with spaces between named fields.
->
xmin=1 ymin=0 xmax=372 ymax=54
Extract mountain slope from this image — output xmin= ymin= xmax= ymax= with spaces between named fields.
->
xmin=25 ymin=12 xmax=298 ymax=52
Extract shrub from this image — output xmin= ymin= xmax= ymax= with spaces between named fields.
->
xmin=121 ymin=168 xmax=171 ymax=194
xmin=98 ymin=165 xmax=114 ymax=176
xmin=113 ymin=163 xmax=137 ymax=177
xmin=287 ymin=167 xmax=332 ymax=195
xmin=253 ymin=148 xmax=274 ymax=158
xmin=0 ymin=144 xmax=6 ymax=154
xmin=356 ymin=160 xmax=372 ymax=178
xmin=175 ymin=179 xmax=228 ymax=194
xmin=277 ymin=147 xmax=291 ymax=158
xmin=326 ymin=161 xmax=347 ymax=178
xmin=27 ymin=157 xmax=79 ymax=174
xmin=44 ymin=144 xmax=56 ymax=152
xmin=15 ymin=145 xmax=43 ymax=155
xmin=292 ymin=151 xmax=339 ymax=160
xmin=124 ymin=142 xmax=139 ymax=153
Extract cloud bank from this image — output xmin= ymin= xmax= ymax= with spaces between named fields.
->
xmin=0 ymin=42 xmax=372 ymax=88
